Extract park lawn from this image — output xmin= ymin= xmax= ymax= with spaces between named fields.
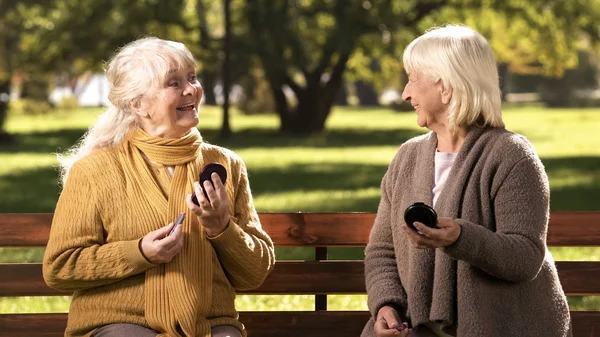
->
xmin=0 ymin=105 xmax=599 ymax=313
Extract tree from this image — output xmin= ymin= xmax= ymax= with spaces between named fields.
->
xmin=220 ymin=0 xmax=232 ymax=138
xmin=245 ymin=0 xmax=438 ymax=134
xmin=0 ymin=1 xmax=29 ymax=142
xmin=0 ymin=0 xmax=188 ymax=142
xmin=245 ymin=0 xmax=600 ymax=134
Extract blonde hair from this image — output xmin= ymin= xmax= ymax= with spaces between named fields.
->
xmin=403 ymin=24 xmax=504 ymax=130
xmin=58 ymin=37 xmax=197 ymax=185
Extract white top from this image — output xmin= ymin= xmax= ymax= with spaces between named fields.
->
xmin=432 ymin=150 xmax=458 ymax=207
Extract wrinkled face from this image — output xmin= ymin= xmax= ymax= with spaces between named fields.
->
xmin=138 ymin=65 xmax=203 ymax=138
xmin=401 ymin=71 xmax=448 ymax=130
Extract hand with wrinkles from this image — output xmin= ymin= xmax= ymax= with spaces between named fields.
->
xmin=374 ymin=306 xmax=411 ymax=336
xmin=402 ymin=217 xmax=461 ymax=249
xmin=140 ymin=222 xmax=184 ymax=264
xmin=186 ymin=172 xmax=230 ymax=237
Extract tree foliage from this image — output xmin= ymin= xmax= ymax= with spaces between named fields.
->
xmin=1 ymin=0 xmax=600 ymax=137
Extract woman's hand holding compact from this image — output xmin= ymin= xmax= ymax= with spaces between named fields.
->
xmin=402 ymin=217 xmax=461 ymax=249
xmin=186 ymin=172 xmax=230 ymax=237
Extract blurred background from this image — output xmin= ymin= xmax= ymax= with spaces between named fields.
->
xmin=1 ymin=0 xmax=599 ymax=315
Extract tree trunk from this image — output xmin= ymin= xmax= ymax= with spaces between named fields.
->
xmin=0 ymin=79 xmax=13 ymax=143
xmin=277 ymin=74 xmax=345 ymax=134
xmin=336 ymin=79 xmax=348 ymax=106
xmin=219 ymin=0 xmax=232 ymax=139
xmin=355 ymin=80 xmax=379 ymax=106
xmin=201 ymin=72 xmax=217 ymax=105
xmin=498 ymin=63 xmax=511 ymax=102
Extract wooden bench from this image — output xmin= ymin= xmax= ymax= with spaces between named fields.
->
xmin=0 ymin=212 xmax=599 ymax=337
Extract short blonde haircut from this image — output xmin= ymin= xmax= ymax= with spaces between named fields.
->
xmin=403 ymin=24 xmax=504 ymax=130
xmin=58 ymin=37 xmax=197 ymax=184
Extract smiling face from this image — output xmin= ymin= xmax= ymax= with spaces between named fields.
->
xmin=401 ymin=71 xmax=450 ymax=130
xmin=136 ymin=65 xmax=204 ymax=138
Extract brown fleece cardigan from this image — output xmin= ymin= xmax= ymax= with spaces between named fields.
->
xmin=43 ymin=141 xmax=275 ymax=337
xmin=362 ymin=126 xmax=571 ymax=337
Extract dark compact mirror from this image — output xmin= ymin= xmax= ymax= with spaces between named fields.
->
xmin=192 ymin=163 xmax=227 ymax=205
xmin=404 ymin=202 xmax=437 ymax=231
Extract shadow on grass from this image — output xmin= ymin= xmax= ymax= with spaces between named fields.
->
xmin=542 ymin=156 xmax=600 ymax=212
xmin=203 ymin=127 xmax=424 ymax=149
xmin=248 ymin=163 xmax=388 ymax=196
xmin=0 ymin=166 xmax=60 ymax=213
xmin=0 ymin=127 xmax=423 ymax=153
xmin=0 ymin=129 xmax=87 ymax=154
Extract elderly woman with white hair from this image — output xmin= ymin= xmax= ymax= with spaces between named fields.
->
xmin=42 ymin=37 xmax=275 ymax=337
xmin=362 ymin=25 xmax=571 ymax=337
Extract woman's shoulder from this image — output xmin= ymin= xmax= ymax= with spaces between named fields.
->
xmin=200 ymin=142 xmax=245 ymax=168
xmin=486 ymin=128 xmax=540 ymax=163
xmin=71 ymin=147 xmax=122 ymax=177
xmin=390 ymin=131 xmax=433 ymax=162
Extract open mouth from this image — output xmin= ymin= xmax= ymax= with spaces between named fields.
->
xmin=176 ymin=103 xmax=195 ymax=111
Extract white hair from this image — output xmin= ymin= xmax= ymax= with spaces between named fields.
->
xmin=403 ymin=24 xmax=504 ymax=130
xmin=57 ymin=37 xmax=197 ymax=185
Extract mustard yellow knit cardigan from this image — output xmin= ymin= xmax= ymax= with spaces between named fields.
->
xmin=43 ymin=141 xmax=275 ymax=337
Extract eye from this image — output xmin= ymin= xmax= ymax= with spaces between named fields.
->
xmin=189 ymin=75 xmax=197 ymax=82
xmin=168 ymin=81 xmax=179 ymax=87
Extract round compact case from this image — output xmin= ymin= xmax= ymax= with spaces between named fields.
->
xmin=404 ymin=202 xmax=438 ymax=231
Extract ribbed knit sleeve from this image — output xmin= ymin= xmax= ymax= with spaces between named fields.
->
xmin=207 ymin=157 xmax=275 ymax=291
xmin=43 ymin=160 xmax=156 ymax=291
xmin=364 ymin=163 xmax=407 ymax=319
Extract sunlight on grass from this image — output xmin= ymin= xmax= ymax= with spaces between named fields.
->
xmin=550 ymin=247 xmax=600 ymax=261
xmin=0 ymin=296 xmax=71 ymax=313
xmin=235 ymin=295 xmax=314 ymax=311
xmin=254 ymin=188 xmax=381 ymax=212
xmin=1 ymin=105 xmax=599 ymax=313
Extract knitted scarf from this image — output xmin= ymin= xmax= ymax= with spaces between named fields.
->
xmin=120 ymin=127 xmax=212 ymax=337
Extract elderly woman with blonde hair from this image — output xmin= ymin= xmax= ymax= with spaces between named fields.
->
xmin=42 ymin=37 xmax=275 ymax=337
xmin=362 ymin=25 xmax=571 ymax=337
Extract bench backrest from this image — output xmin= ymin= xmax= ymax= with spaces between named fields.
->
xmin=1 ymin=212 xmax=599 ymax=337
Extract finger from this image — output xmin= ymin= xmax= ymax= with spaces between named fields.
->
xmin=200 ymin=180 xmax=217 ymax=207
xmin=203 ymin=179 xmax=221 ymax=209
xmin=382 ymin=311 xmax=400 ymax=330
xmin=195 ymin=181 xmax=211 ymax=209
xmin=166 ymin=234 xmax=184 ymax=255
xmin=413 ymin=221 xmax=442 ymax=239
xmin=379 ymin=328 xmax=402 ymax=336
xmin=212 ymin=172 xmax=228 ymax=200
xmin=153 ymin=222 xmax=175 ymax=239
xmin=402 ymin=224 xmax=439 ymax=248
xmin=374 ymin=320 xmax=400 ymax=337
xmin=185 ymin=193 xmax=202 ymax=214
xmin=211 ymin=172 xmax=224 ymax=188
xmin=436 ymin=217 xmax=456 ymax=229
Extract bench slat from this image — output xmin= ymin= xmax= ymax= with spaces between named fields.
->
xmin=2 ymin=261 xmax=599 ymax=297
xmin=0 ymin=311 xmax=598 ymax=337
xmin=1 ymin=212 xmax=600 ymax=247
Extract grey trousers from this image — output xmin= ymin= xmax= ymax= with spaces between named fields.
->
xmin=91 ymin=323 xmax=243 ymax=337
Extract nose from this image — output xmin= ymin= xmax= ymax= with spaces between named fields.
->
xmin=183 ymin=81 xmax=199 ymax=96
xmin=401 ymin=86 xmax=411 ymax=102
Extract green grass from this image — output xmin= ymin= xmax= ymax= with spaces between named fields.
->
xmin=1 ymin=105 xmax=599 ymax=313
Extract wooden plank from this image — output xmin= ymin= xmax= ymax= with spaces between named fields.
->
xmin=0 ymin=213 xmax=376 ymax=247
xmin=547 ymin=212 xmax=600 ymax=246
xmin=2 ymin=212 xmax=600 ymax=247
xmin=0 ymin=311 xmax=598 ymax=337
xmin=2 ymin=261 xmax=599 ymax=297
xmin=0 ymin=214 xmax=54 ymax=247
xmin=571 ymin=311 xmax=600 ymax=337
xmin=555 ymin=262 xmax=600 ymax=296
xmin=0 ymin=261 xmax=365 ymax=296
